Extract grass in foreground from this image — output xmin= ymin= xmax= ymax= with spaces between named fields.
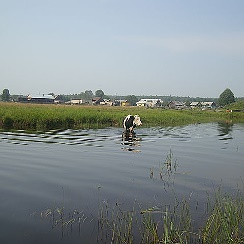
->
xmin=1 ymin=102 xmax=243 ymax=130
xmin=201 ymin=190 xmax=244 ymax=244
xmin=38 ymin=189 xmax=244 ymax=244
xmin=34 ymin=150 xmax=244 ymax=243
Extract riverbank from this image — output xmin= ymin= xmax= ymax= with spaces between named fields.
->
xmin=0 ymin=102 xmax=243 ymax=130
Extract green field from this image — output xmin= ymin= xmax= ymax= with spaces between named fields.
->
xmin=0 ymin=102 xmax=243 ymax=131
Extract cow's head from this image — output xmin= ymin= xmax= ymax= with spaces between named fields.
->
xmin=133 ymin=115 xmax=142 ymax=127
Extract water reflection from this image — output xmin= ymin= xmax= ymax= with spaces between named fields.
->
xmin=217 ymin=122 xmax=233 ymax=141
xmin=0 ymin=129 xmax=118 ymax=147
xmin=121 ymin=131 xmax=141 ymax=152
xmin=0 ymin=123 xmax=244 ymax=244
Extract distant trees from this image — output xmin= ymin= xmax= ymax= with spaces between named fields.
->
xmin=65 ymin=89 xmax=107 ymax=101
xmin=95 ymin=89 xmax=104 ymax=98
xmin=1 ymin=89 xmax=11 ymax=101
xmin=218 ymin=88 xmax=235 ymax=107
xmin=125 ymin=95 xmax=138 ymax=106
xmin=83 ymin=90 xmax=93 ymax=101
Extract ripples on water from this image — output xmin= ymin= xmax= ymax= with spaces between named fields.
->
xmin=0 ymin=129 xmax=122 ymax=146
xmin=0 ymin=122 xmax=243 ymax=244
xmin=0 ymin=121 xmax=239 ymax=146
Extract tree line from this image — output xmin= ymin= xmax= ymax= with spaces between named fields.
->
xmin=0 ymin=88 xmax=240 ymax=107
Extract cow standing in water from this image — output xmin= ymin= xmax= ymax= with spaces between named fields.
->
xmin=123 ymin=115 xmax=142 ymax=133
xmin=122 ymin=115 xmax=142 ymax=151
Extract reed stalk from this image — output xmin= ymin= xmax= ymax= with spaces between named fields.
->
xmin=36 ymin=188 xmax=244 ymax=243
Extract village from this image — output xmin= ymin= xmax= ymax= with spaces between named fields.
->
xmin=16 ymin=93 xmax=217 ymax=110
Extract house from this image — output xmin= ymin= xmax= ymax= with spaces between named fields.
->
xmin=92 ymin=97 xmax=105 ymax=105
xmin=99 ymin=99 xmax=113 ymax=106
xmin=17 ymin=94 xmax=55 ymax=104
xmin=31 ymin=95 xmax=55 ymax=104
xmin=54 ymin=95 xmax=65 ymax=104
xmin=18 ymin=94 xmax=55 ymax=104
xmin=190 ymin=102 xmax=201 ymax=108
xmin=113 ymin=100 xmax=130 ymax=106
xmin=168 ymin=101 xmax=186 ymax=109
xmin=201 ymin=102 xmax=216 ymax=109
xmin=190 ymin=101 xmax=216 ymax=109
xmin=119 ymin=100 xmax=130 ymax=106
xmin=136 ymin=98 xmax=163 ymax=107
xmin=70 ymin=99 xmax=84 ymax=105
xmin=18 ymin=96 xmax=29 ymax=103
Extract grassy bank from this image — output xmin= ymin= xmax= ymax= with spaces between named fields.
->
xmin=0 ymin=102 xmax=243 ymax=130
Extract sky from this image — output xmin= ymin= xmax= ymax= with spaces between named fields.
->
xmin=1 ymin=0 xmax=244 ymax=98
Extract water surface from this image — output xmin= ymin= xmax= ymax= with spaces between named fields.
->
xmin=0 ymin=122 xmax=243 ymax=243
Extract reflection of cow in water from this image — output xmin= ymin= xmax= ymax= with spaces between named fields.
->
xmin=123 ymin=115 xmax=142 ymax=133
xmin=121 ymin=131 xmax=141 ymax=151
xmin=122 ymin=131 xmax=136 ymax=145
xmin=122 ymin=115 xmax=142 ymax=152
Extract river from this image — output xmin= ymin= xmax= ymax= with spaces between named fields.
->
xmin=0 ymin=122 xmax=243 ymax=243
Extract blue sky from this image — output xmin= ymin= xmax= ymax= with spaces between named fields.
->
xmin=1 ymin=0 xmax=244 ymax=97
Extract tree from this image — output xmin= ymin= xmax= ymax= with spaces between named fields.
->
xmin=1 ymin=89 xmax=10 ymax=102
xmin=83 ymin=90 xmax=93 ymax=101
xmin=218 ymin=88 xmax=235 ymax=107
xmin=95 ymin=89 xmax=104 ymax=98
xmin=125 ymin=95 xmax=138 ymax=106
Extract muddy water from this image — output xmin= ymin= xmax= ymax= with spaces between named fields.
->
xmin=0 ymin=122 xmax=243 ymax=243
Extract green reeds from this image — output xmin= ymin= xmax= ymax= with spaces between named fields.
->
xmin=98 ymin=198 xmax=195 ymax=244
xmin=97 ymin=191 xmax=243 ymax=244
xmin=0 ymin=103 xmax=122 ymax=130
xmin=1 ymin=102 xmax=243 ymax=130
xmin=36 ymin=188 xmax=244 ymax=243
xmin=98 ymin=198 xmax=135 ymax=244
xmin=201 ymin=190 xmax=244 ymax=244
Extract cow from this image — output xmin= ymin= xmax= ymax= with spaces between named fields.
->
xmin=123 ymin=114 xmax=142 ymax=133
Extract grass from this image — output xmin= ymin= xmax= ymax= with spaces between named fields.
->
xmin=35 ymin=147 xmax=244 ymax=243
xmin=1 ymin=102 xmax=244 ymax=130
xmin=38 ymin=190 xmax=243 ymax=244
xmin=97 ymin=187 xmax=244 ymax=244
xmin=229 ymin=100 xmax=244 ymax=111
xmin=201 ymin=190 xmax=244 ymax=244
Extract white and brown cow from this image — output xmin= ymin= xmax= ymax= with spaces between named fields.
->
xmin=123 ymin=114 xmax=142 ymax=133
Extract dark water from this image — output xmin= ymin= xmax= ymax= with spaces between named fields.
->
xmin=0 ymin=122 xmax=243 ymax=243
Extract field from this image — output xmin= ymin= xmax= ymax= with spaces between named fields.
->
xmin=0 ymin=102 xmax=244 ymax=131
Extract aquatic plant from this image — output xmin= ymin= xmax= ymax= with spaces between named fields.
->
xmin=34 ymin=206 xmax=89 ymax=237
xmin=35 ymin=186 xmax=244 ymax=244
xmin=98 ymin=200 xmax=135 ymax=244
xmin=201 ymin=190 xmax=244 ymax=244
xmin=97 ymin=190 xmax=244 ymax=244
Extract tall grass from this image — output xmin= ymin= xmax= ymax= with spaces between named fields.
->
xmin=96 ymin=190 xmax=244 ymax=244
xmin=37 ymin=189 xmax=244 ymax=244
xmin=97 ymin=200 xmax=189 ymax=244
xmin=1 ymin=102 xmax=243 ymax=130
xmin=201 ymin=190 xmax=244 ymax=244
xmin=35 ymin=149 xmax=243 ymax=243
xmin=0 ymin=103 xmax=122 ymax=130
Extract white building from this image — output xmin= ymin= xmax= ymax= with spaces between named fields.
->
xmin=136 ymin=98 xmax=163 ymax=107
xmin=190 ymin=101 xmax=216 ymax=109
xmin=70 ymin=99 xmax=84 ymax=105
